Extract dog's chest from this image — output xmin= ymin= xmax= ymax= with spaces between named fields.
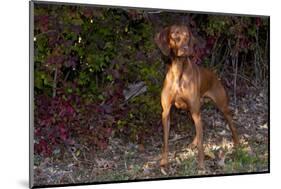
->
xmin=166 ymin=60 xmax=197 ymax=110
xmin=171 ymin=79 xmax=193 ymax=110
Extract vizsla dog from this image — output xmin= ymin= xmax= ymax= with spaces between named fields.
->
xmin=155 ymin=25 xmax=239 ymax=169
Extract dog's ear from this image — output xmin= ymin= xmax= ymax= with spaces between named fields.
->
xmin=188 ymin=29 xmax=206 ymax=63
xmin=189 ymin=30 xmax=197 ymax=50
xmin=155 ymin=27 xmax=170 ymax=56
xmin=188 ymin=29 xmax=204 ymax=56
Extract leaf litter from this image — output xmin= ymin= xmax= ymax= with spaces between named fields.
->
xmin=34 ymin=86 xmax=268 ymax=185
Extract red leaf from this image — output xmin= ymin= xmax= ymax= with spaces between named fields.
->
xmin=59 ymin=123 xmax=68 ymax=141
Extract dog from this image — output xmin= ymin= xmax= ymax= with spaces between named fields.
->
xmin=155 ymin=25 xmax=239 ymax=169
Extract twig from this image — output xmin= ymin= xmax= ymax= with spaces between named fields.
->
xmin=52 ymin=67 xmax=58 ymax=98
xmin=210 ymin=37 xmax=219 ymax=67
xmin=63 ymin=70 xmax=70 ymax=82
xmin=34 ymin=29 xmax=58 ymax=38
xmin=68 ymin=173 xmax=75 ymax=183
xmin=169 ymin=134 xmax=189 ymax=142
xmin=70 ymin=150 xmax=95 ymax=164
xmin=124 ymin=152 xmax=128 ymax=170
xmin=70 ymin=151 xmax=79 ymax=162
xmin=233 ymin=54 xmax=238 ymax=107
xmin=123 ymin=82 xmax=147 ymax=101
xmin=254 ymin=27 xmax=261 ymax=83
xmin=227 ymin=72 xmax=259 ymax=89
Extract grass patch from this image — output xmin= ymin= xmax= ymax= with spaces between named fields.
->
xmin=224 ymin=145 xmax=268 ymax=173
xmin=178 ymin=157 xmax=198 ymax=176
xmin=94 ymin=164 xmax=142 ymax=182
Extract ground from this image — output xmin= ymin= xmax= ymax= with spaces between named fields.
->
xmin=33 ymin=86 xmax=268 ymax=186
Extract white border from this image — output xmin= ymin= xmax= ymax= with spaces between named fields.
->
xmin=1 ymin=0 xmax=279 ymax=189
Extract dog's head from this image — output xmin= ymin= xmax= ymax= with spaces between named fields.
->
xmin=155 ymin=25 xmax=197 ymax=57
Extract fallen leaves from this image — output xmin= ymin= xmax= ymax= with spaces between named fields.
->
xmin=205 ymin=150 xmax=216 ymax=160
xmin=34 ymin=87 xmax=268 ymax=185
xmin=95 ymin=158 xmax=116 ymax=169
xmin=217 ymin=150 xmax=226 ymax=167
xmin=259 ymin=123 xmax=268 ymax=129
xmin=142 ymin=163 xmax=152 ymax=176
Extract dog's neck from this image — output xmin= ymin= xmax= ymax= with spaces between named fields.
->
xmin=172 ymin=56 xmax=189 ymax=62
xmin=170 ymin=56 xmax=192 ymax=72
xmin=170 ymin=56 xmax=193 ymax=84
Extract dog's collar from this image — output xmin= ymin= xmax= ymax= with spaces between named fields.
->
xmin=172 ymin=56 xmax=191 ymax=62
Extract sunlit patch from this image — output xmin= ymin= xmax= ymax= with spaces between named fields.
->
xmin=221 ymin=137 xmax=234 ymax=149
xmin=259 ymin=123 xmax=268 ymax=129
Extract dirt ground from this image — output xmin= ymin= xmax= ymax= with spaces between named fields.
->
xmin=33 ymin=86 xmax=268 ymax=186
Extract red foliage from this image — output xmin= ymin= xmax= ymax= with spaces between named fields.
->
xmin=35 ymin=15 xmax=49 ymax=32
xmin=34 ymin=95 xmax=76 ymax=155
xmin=35 ymin=139 xmax=52 ymax=157
xmin=34 ymin=85 xmax=127 ymax=157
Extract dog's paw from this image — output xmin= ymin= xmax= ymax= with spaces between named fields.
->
xmin=188 ymin=143 xmax=197 ymax=149
xmin=197 ymin=162 xmax=206 ymax=172
xmin=160 ymin=158 xmax=168 ymax=167
xmin=197 ymin=168 xmax=207 ymax=175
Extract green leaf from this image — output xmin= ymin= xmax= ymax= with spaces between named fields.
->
xmin=72 ymin=18 xmax=84 ymax=25
xmin=106 ymin=74 xmax=113 ymax=81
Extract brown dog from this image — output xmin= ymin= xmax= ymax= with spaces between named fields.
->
xmin=155 ymin=25 xmax=239 ymax=169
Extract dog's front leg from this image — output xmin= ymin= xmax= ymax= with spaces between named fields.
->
xmin=160 ymin=90 xmax=172 ymax=166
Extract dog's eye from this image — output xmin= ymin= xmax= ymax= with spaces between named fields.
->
xmin=171 ymin=33 xmax=177 ymax=39
xmin=183 ymin=32 xmax=189 ymax=38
